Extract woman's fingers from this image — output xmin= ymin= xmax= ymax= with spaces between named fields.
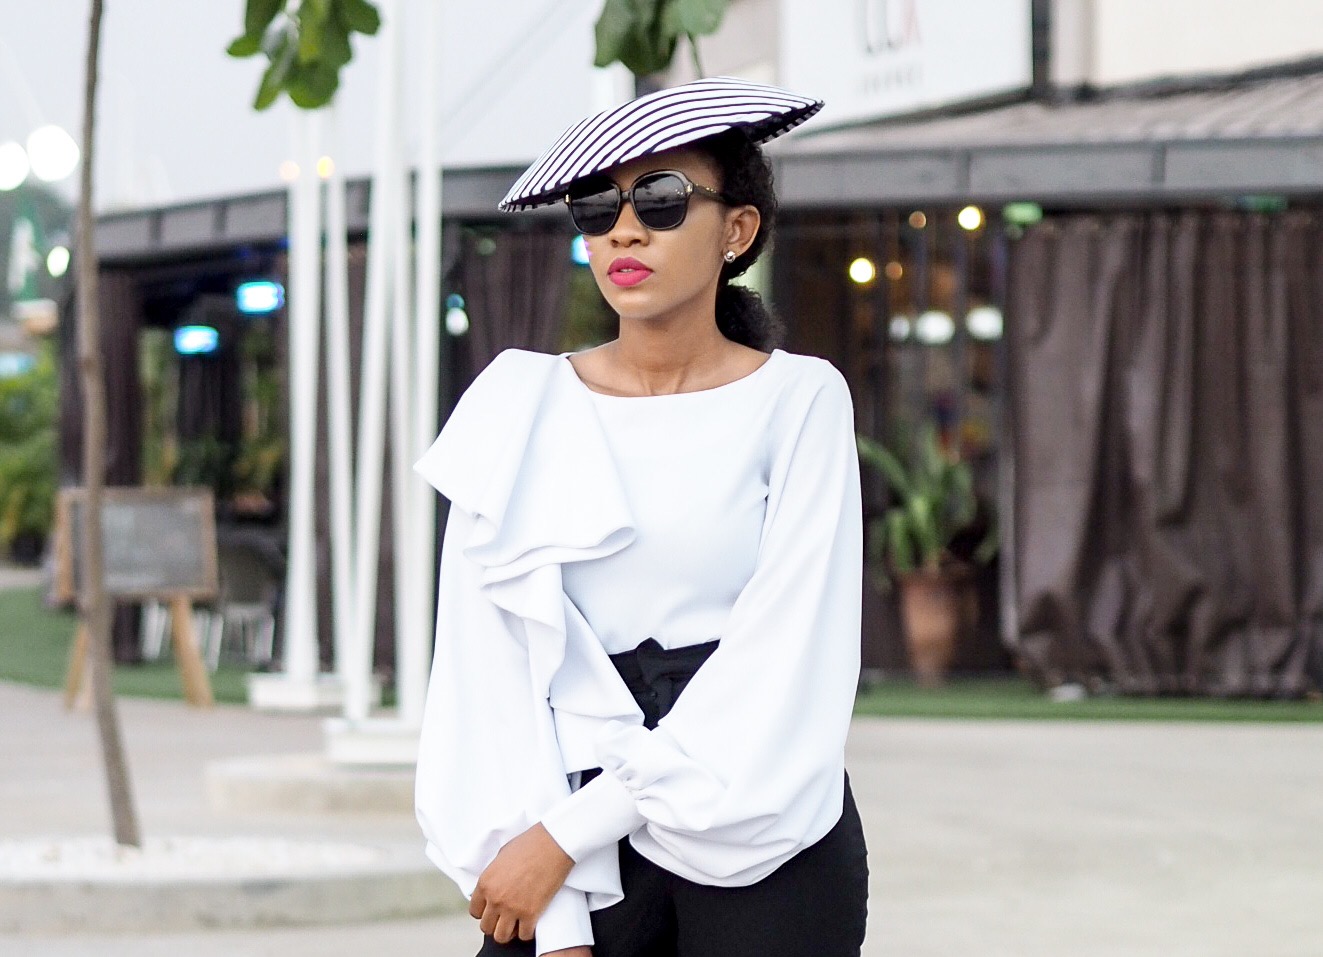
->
xmin=517 ymin=917 xmax=536 ymax=941
xmin=468 ymin=888 xmax=486 ymax=921
xmin=492 ymin=911 xmax=521 ymax=944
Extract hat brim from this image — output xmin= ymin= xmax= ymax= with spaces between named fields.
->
xmin=499 ymin=77 xmax=823 ymax=212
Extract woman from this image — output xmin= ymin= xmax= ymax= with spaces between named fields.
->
xmin=414 ymin=77 xmax=867 ymax=957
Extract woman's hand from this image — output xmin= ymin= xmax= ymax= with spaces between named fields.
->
xmin=543 ymin=950 xmax=593 ymax=957
xmin=470 ymin=823 xmax=576 ymax=943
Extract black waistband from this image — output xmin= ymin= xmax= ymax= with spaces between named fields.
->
xmin=608 ymin=637 xmax=719 ymax=730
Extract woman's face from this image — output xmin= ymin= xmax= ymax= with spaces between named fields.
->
xmin=578 ymin=148 xmax=760 ymax=327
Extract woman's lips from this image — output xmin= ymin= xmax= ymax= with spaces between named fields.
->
xmin=607 ymin=257 xmax=653 ymax=287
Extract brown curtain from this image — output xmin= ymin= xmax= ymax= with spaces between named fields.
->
xmin=1007 ymin=211 xmax=1323 ymax=696
xmin=458 ymin=227 xmax=571 ymax=380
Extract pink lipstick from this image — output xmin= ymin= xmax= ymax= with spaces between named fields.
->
xmin=607 ymin=257 xmax=653 ymax=287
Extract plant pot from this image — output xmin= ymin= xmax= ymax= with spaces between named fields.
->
xmin=898 ymin=569 xmax=967 ymax=687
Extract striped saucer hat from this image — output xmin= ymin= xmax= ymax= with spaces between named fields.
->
xmin=498 ymin=76 xmax=823 ymax=212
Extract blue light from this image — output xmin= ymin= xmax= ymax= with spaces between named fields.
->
xmin=175 ymin=325 xmax=220 ymax=355
xmin=236 ymin=280 xmax=285 ymax=314
xmin=570 ymin=235 xmax=590 ymax=266
xmin=446 ymin=293 xmax=465 ymax=310
xmin=0 ymin=353 xmax=36 ymax=378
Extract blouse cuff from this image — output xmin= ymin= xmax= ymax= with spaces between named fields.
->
xmin=534 ymin=886 xmax=594 ymax=955
xmin=540 ymin=770 xmax=646 ymax=863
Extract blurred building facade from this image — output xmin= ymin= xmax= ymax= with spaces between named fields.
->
xmin=20 ymin=0 xmax=1323 ymax=691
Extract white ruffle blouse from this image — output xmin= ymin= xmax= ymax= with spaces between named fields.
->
xmin=413 ymin=348 xmax=863 ymax=956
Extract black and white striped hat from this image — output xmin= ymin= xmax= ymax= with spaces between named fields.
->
xmin=498 ymin=77 xmax=823 ymax=212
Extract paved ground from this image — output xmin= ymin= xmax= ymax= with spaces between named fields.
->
xmin=1 ymin=676 xmax=1321 ymax=956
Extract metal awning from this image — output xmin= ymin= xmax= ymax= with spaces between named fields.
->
xmin=771 ymin=71 xmax=1323 ymax=207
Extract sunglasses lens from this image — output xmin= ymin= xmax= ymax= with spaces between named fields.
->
xmin=568 ymin=179 xmax=621 ymax=235
xmin=632 ymin=173 xmax=689 ymax=230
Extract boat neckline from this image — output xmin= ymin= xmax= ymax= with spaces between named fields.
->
xmin=560 ymin=349 xmax=784 ymax=400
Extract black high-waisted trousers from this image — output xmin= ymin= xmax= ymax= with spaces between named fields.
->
xmin=478 ymin=639 xmax=870 ymax=957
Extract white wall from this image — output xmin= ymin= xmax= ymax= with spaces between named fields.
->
xmin=1053 ymin=0 xmax=1323 ymax=87
xmin=0 ymin=0 xmax=628 ymax=212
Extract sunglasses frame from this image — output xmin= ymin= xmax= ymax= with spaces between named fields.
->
xmin=564 ymin=169 xmax=729 ymax=236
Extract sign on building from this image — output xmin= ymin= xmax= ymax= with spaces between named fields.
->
xmin=780 ymin=0 xmax=1033 ymax=127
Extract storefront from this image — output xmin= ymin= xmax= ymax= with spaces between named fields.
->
xmin=769 ymin=67 xmax=1323 ymax=693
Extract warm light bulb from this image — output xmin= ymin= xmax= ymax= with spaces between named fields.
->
xmin=279 ymin=160 xmax=300 ymax=182
xmin=884 ymin=260 xmax=903 ymax=281
xmin=908 ymin=211 xmax=927 ymax=229
xmin=316 ymin=155 xmax=334 ymax=179
xmin=958 ymin=205 xmax=984 ymax=231
xmin=848 ymin=257 xmax=877 ymax=285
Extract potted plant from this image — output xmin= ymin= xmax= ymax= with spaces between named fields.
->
xmin=857 ymin=425 xmax=996 ymax=686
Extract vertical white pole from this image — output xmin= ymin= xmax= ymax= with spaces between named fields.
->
xmin=387 ymin=0 xmax=417 ymax=722
xmin=282 ymin=109 xmax=324 ymax=686
xmin=348 ymin=0 xmax=401 ymax=722
xmin=323 ymin=104 xmax=356 ymax=682
xmin=400 ymin=0 xmax=443 ymax=727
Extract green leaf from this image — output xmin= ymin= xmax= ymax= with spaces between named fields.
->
xmin=857 ymin=434 xmax=913 ymax=498
xmin=671 ymin=0 xmax=726 ymax=35
xmin=319 ymin=17 xmax=354 ymax=68
xmin=340 ymin=0 xmax=381 ymax=34
xmin=593 ymin=0 xmax=638 ymax=68
xmin=244 ymin=0 xmax=284 ymax=40
xmin=297 ymin=5 xmax=325 ymax=62
xmin=287 ymin=62 xmax=340 ymax=109
xmin=253 ymin=28 xmax=297 ymax=110
xmin=226 ymin=34 xmax=262 ymax=58
xmin=884 ymin=508 xmax=916 ymax=574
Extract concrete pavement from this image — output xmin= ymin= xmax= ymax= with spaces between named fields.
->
xmin=1 ymin=678 xmax=1321 ymax=957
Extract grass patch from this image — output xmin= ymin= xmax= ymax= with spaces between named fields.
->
xmin=0 ymin=586 xmax=250 ymax=705
xmin=855 ymin=676 xmax=1323 ymax=723
xmin=5 ymin=585 xmax=1320 ymax=721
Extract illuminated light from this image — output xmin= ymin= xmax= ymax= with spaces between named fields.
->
xmin=279 ymin=160 xmax=300 ymax=182
xmin=174 ymin=325 xmax=220 ymax=355
xmin=445 ymin=306 xmax=470 ymax=336
xmin=26 ymin=126 xmax=79 ymax=182
xmin=46 ymin=245 xmax=70 ymax=278
xmin=570 ymin=234 xmax=590 ymax=266
xmin=907 ymin=210 xmax=927 ymax=230
xmin=848 ymin=257 xmax=877 ymax=285
xmin=915 ymin=309 xmax=955 ymax=345
xmin=889 ymin=315 xmax=912 ymax=341
xmin=1003 ymin=202 xmax=1043 ymax=226
xmin=884 ymin=260 xmax=903 ymax=281
xmin=316 ymin=155 xmax=335 ymax=179
xmin=966 ymin=305 xmax=1004 ymax=341
xmin=476 ymin=236 xmax=498 ymax=256
xmin=446 ymin=293 xmax=465 ymax=310
xmin=0 ymin=142 xmax=28 ymax=191
xmin=0 ymin=352 xmax=36 ymax=378
xmin=236 ymin=280 xmax=285 ymax=314
xmin=958 ymin=205 xmax=984 ymax=231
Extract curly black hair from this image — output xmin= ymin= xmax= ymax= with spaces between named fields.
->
xmin=692 ymin=129 xmax=784 ymax=351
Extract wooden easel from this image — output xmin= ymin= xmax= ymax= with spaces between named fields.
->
xmin=53 ymin=487 xmax=220 ymax=710
xmin=62 ymin=596 xmax=215 ymax=709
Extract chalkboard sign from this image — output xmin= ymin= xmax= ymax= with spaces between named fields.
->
xmin=53 ymin=487 xmax=219 ymax=603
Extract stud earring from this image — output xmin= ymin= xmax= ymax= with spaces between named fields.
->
xmin=723 ymin=250 xmax=737 ymax=263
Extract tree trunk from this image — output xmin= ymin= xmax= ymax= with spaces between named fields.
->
xmin=77 ymin=0 xmax=141 ymax=848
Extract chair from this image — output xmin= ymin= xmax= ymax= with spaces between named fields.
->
xmin=202 ymin=530 xmax=285 ymax=671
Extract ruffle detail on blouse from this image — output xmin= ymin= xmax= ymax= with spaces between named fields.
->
xmin=413 ymin=349 xmax=643 ymax=724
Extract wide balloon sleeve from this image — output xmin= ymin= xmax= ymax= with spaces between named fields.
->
xmin=539 ymin=360 xmax=864 ymax=885
xmin=415 ymin=504 xmax=595 ymax=956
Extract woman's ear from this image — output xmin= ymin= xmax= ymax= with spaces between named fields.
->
xmin=725 ymin=205 xmax=762 ymax=258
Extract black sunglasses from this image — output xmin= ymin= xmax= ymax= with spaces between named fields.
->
xmin=565 ymin=169 xmax=729 ymax=236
